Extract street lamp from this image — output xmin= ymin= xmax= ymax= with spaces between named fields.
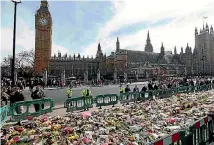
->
xmin=11 ymin=0 xmax=21 ymax=86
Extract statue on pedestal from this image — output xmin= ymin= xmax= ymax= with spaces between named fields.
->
xmin=114 ymin=68 xmax=117 ymax=83
xmin=124 ymin=71 xmax=127 ymax=81
xmin=97 ymin=69 xmax=100 ymax=81
xmin=84 ymin=70 xmax=88 ymax=84
xmin=61 ymin=70 xmax=65 ymax=86
xmin=43 ymin=69 xmax=48 ymax=86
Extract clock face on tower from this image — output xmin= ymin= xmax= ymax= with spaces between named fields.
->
xmin=39 ymin=18 xmax=48 ymax=26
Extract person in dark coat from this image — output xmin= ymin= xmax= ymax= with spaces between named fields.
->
xmin=125 ymin=85 xmax=131 ymax=93
xmin=154 ymin=84 xmax=158 ymax=90
xmin=148 ymin=82 xmax=153 ymax=90
xmin=31 ymin=86 xmax=45 ymax=112
xmin=10 ymin=88 xmax=25 ymax=114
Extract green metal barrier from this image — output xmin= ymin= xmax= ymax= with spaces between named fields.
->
xmin=154 ymin=89 xmax=165 ymax=98
xmin=95 ymin=94 xmax=118 ymax=109
xmin=119 ymin=92 xmax=140 ymax=104
xmin=185 ymin=116 xmax=214 ymax=145
xmin=65 ymin=96 xmax=93 ymax=112
xmin=167 ymin=88 xmax=178 ymax=96
xmin=144 ymin=90 xmax=155 ymax=100
xmin=0 ymin=105 xmax=9 ymax=127
xmin=177 ymin=86 xmax=188 ymax=94
xmin=10 ymin=98 xmax=54 ymax=121
xmin=150 ymin=130 xmax=186 ymax=145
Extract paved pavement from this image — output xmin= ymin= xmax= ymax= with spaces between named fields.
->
xmin=22 ymin=82 xmax=149 ymax=106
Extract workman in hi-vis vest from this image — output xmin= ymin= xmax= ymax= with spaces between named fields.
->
xmin=66 ymin=87 xmax=72 ymax=98
xmin=81 ymin=89 xmax=92 ymax=110
xmin=120 ymin=85 xmax=125 ymax=94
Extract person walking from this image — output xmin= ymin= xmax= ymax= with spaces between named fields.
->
xmin=31 ymin=86 xmax=45 ymax=112
xmin=133 ymin=85 xmax=140 ymax=102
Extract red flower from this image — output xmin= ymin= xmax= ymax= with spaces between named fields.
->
xmin=26 ymin=116 xmax=33 ymax=120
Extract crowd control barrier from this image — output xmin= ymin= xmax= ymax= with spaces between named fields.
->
xmin=150 ymin=130 xmax=186 ymax=145
xmin=0 ymin=105 xmax=9 ymax=127
xmin=65 ymin=96 xmax=93 ymax=112
xmin=185 ymin=116 xmax=214 ymax=145
xmin=119 ymin=92 xmax=141 ymax=104
xmin=10 ymin=98 xmax=54 ymax=121
xmin=95 ymin=94 xmax=118 ymax=109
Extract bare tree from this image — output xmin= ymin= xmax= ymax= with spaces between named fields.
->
xmin=1 ymin=49 xmax=35 ymax=77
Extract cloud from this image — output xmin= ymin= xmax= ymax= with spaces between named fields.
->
xmin=83 ymin=0 xmax=214 ymax=55
xmin=1 ymin=18 xmax=70 ymax=59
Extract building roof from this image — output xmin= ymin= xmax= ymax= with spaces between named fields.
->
xmin=126 ymin=50 xmax=159 ymax=63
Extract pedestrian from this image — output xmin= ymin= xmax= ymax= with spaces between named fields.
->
xmin=133 ymin=85 xmax=139 ymax=92
xmin=154 ymin=84 xmax=158 ymax=90
xmin=10 ymin=87 xmax=25 ymax=114
xmin=31 ymin=86 xmax=45 ymax=112
xmin=1 ymin=88 xmax=9 ymax=106
xmin=125 ymin=85 xmax=131 ymax=93
xmin=29 ymin=81 xmax=34 ymax=94
xmin=133 ymin=85 xmax=140 ymax=102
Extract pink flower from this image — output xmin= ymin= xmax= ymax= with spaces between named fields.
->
xmin=13 ymin=136 xmax=20 ymax=142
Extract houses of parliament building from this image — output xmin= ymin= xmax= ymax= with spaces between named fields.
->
xmin=34 ymin=0 xmax=214 ymax=81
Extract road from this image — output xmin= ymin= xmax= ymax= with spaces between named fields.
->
xmin=22 ymin=82 xmax=149 ymax=106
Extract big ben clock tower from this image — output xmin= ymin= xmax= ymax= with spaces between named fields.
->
xmin=34 ymin=0 xmax=52 ymax=75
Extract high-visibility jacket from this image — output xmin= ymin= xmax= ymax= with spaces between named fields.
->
xmin=120 ymin=87 xmax=125 ymax=94
xmin=66 ymin=89 xmax=72 ymax=97
xmin=81 ymin=89 xmax=92 ymax=97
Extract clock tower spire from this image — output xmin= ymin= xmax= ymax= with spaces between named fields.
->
xmin=34 ymin=0 xmax=52 ymax=75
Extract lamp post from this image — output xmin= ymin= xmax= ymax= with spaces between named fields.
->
xmin=11 ymin=0 xmax=21 ymax=86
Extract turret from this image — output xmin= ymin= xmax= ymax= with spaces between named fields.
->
xmin=210 ymin=25 xmax=213 ymax=34
xmin=58 ymin=52 xmax=61 ymax=58
xmin=195 ymin=27 xmax=198 ymax=35
xmin=174 ymin=46 xmax=177 ymax=55
xmin=73 ymin=53 xmax=75 ymax=60
xmin=180 ymin=47 xmax=183 ymax=54
xmin=185 ymin=43 xmax=190 ymax=55
xmin=96 ymin=42 xmax=103 ymax=58
xmin=145 ymin=30 xmax=153 ymax=52
xmin=116 ymin=37 xmax=120 ymax=52
xmin=160 ymin=42 xmax=164 ymax=55
xmin=78 ymin=53 xmax=81 ymax=59
xmin=98 ymin=43 xmax=101 ymax=51
xmin=206 ymin=23 xmax=209 ymax=32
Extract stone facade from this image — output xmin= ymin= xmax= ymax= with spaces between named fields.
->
xmin=49 ymin=44 xmax=106 ymax=80
xmin=193 ymin=24 xmax=214 ymax=75
xmin=34 ymin=0 xmax=52 ymax=75
xmin=106 ymin=32 xmax=186 ymax=80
